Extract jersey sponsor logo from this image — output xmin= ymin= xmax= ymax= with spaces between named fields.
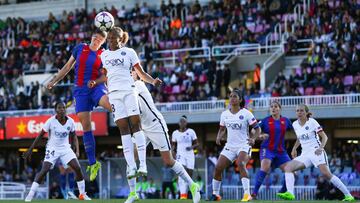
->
xmin=299 ymin=133 xmax=310 ymax=140
xmin=105 ymin=58 xmax=124 ymax=66
xmin=226 ymin=123 xmax=242 ymax=130
xmin=55 ymin=131 xmax=68 ymax=138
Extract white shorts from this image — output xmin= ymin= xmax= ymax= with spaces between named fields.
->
xmin=144 ymin=130 xmax=171 ymax=152
xmin=294 ymin=148 xmax=328 ymax=168
xmin=176 ymin=154 xmax=195 ymax=170
xmin=109 ymin=91 xmax=140 ymax=121
xmin=44 ymin=148 xmax=77 ymax=169
xmin=220 ymin=145 xmax=252 ymax=162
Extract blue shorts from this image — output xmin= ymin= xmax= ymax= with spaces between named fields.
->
xmin=260 ymin=148 xmax=291 ymax=168
xmin=73 ymin=84 xmax=107 ymax=113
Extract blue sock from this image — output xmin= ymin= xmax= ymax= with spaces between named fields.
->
xmin=60 ymin=174 xmax=66 ymax=191
xmin=279 ymin=176 xmax=287 ymax=193
xmin=68 ymin=172 xmax=75 ymax=192
xmin=83 ymin=131 xmax=96 ymax=165
xmin=60 ymin=174 xmax=67 ymax=198
xmin=253 ymin=170 xmax=267 ymax=195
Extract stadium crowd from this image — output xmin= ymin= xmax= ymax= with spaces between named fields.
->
xmin=0 ymin=0 xmax=310 ymax=111
xmin=271 ymin=0 xmax=360 ymax=97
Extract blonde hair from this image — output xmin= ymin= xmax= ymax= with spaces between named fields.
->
xmin=109 ymin=26 xmax=129 ymax=45
xmin=298 ymin=104 xmax=312 ymax=118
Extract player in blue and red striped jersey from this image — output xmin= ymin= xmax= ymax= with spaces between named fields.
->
xmin=46 ymin=29 xmax=111 ymax=181
xmin=251 ymin=101 xmax=292 ymax=199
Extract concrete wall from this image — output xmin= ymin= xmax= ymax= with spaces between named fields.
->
xmin=264 ymin=54 xmax=285 ymax=87
xmin=228 ymin=54 xmax=271 ymax=81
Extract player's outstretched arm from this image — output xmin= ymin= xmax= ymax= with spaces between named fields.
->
xmin=134 ymin=63 xmax=162 ymax=86
xmin=291 ymin=139 xmax=300 ymax=158
xmin=47 ymin=56 xmax=76 ymax=89
xmin=70 ymin=131 xmax=80 ymax=157
xmin=22 ymin=130 xmax=46 ymax=160
xmin=216 ymin=126 xmax=226 ymax=145
xmin=315 ymin=131 xmax=328 ymax=155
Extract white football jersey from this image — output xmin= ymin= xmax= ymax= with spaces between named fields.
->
xmin=292 ymin=118 xmax=323 ymax=150
xmin=134 ymin=80 xmax=168 ymax=133
xmin=42 ymin=116 xmax=75 ymax=150
xmin=220 ymin=108 xmax=257 ymax=149
xmin=172 ymin=129 xmax=197 ymax=155
xmin=101 ymin=47 xmax=140 ymax=93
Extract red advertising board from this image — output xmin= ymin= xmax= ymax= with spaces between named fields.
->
xmin=0 ymin=117 xmax=4 ymax=140
xmin=5 ymin=112 xmax=108 ymax=139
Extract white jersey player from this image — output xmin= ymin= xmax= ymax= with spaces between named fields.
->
xmin=171 ymin=115 xmax=199 ymax=199
xmin=23 ymin=102 xmax=90 ymax=201
xmin=100 ymin=27 xmax=162 ymax=179
xmin=211 ymin=89 xmax=261 ymax=202
xmin=277 ymin=104 xmax=355 ymax=201
xmin=122 ymin=71 xmax=201 ymax=203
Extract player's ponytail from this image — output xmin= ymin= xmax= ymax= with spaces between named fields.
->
xmin=298 ymin=104 xmax=312 ymax=118
xmin=109 ymin=26 xmax=128 ymax=45
xmin=121 ymin=31 xmax=129 ymax=45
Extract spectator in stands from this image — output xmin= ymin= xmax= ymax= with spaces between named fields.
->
xmin=223 ymin=65 xmax=231 ymax=95
xmin=315 ymin=176 xmax=330 ymax=200
xmin=162 ymin=166 xmax=176 ymax=199
xmin=215 ymin=65 xmax=223 ymax=97
xmin=330 ymin=152 xmax=342 ymax=174
xmin=253 ymin=63 xmax=261 ymax=90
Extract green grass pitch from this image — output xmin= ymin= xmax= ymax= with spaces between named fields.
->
xmin=0 ymin=200 xmax=351 ymax=203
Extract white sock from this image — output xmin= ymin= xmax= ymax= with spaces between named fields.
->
xmin=285 ymin=172 xmax=295 ymax=194
xmin=330 ymin=176 xmax=351 ymax=196
xmin=178 ymin=177 xmax=188 ymax=195
xmin=171 ymin=161 xmax=194 ymax=185
xmin=134 ymin=131 xmax=146 ymax=168
xmin=241 ymin=177 xmax=250 ymax=195
xmin=128 ymin=177 xmax=136 ymax=193
xmin=27 ymin=182 xmax=39 ymax=199
xmin=121 ymin=134 xmax=137 ymax=169
xmin=212 ymin=179 xmax=221 ymax=195
xmin=77 ymin=180 xmax=85 ymax=194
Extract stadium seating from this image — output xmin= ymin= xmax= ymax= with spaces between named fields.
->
xmin=0 ymin=0 xmax=310 ymax=110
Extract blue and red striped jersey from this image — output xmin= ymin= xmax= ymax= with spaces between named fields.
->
xmin=260 ymin=116 xmax=292 ymax=152
xmin=72 ymin=43 xmax=103 ymax=87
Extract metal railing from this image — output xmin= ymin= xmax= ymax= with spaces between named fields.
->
xmin=266 ymin=0 xmax=310 ymax=50
xmin=261 ymin=44 xmax=284 ymax=89
xmin=283 ymin=38 xmax=313 ymax=54
xmin=221 ymin=186 xmax=360 ymax=200
xmin=212 ymin=44 xmax=284 ymax=65
xmin=248 ymin=94 xmax=360 ymax=109
xmin=1 ymin=94 xmax=360 ymax=116
xmin=211 ymin=44 xmax=261 ymax=57
xmin=151 ymin=46 xmax=211 ymax=67
xmin=155 ymin=100 xmax=226 ymax=113
xmin=0 ymin=182 xmax=26 ymax=200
